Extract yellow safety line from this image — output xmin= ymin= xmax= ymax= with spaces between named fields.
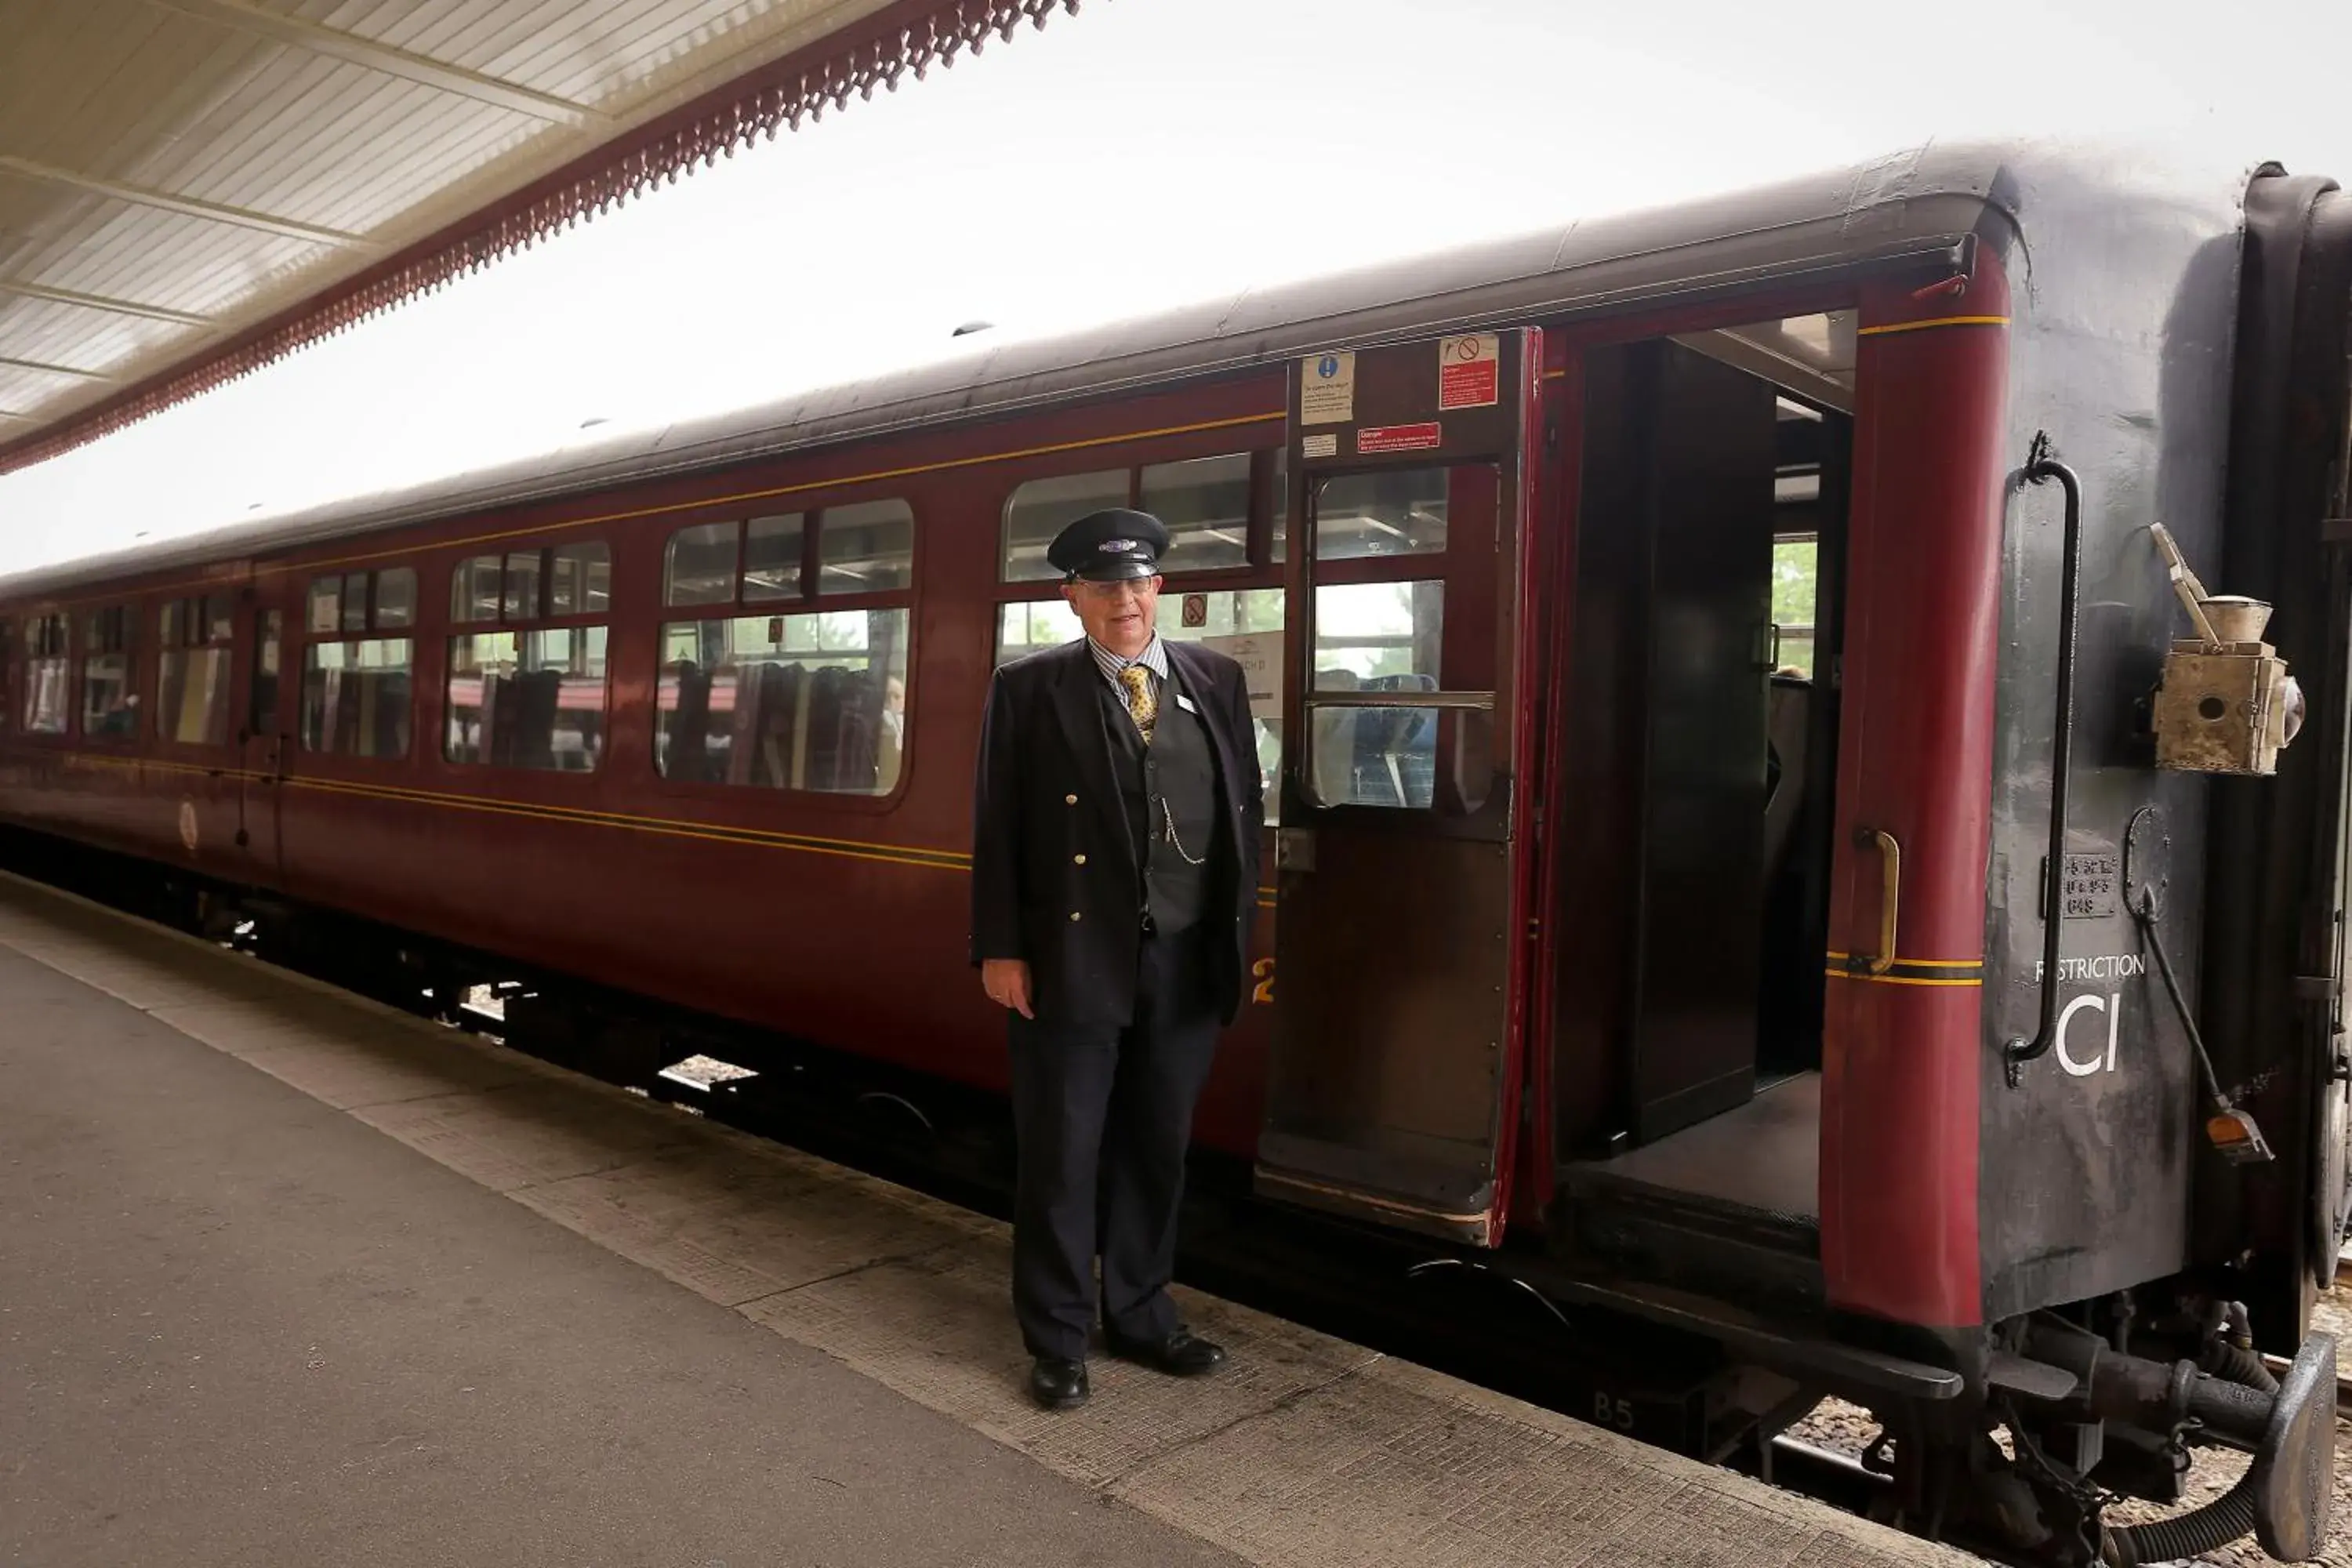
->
xmin=1856 ymin=314 xmax=2009 ymax=338
xmin=1824 ymin=950 xmax=1982 ymax=969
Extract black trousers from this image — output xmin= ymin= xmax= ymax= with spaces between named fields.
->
xmin=1006 ymin=924 xmax=1219 ymax=1361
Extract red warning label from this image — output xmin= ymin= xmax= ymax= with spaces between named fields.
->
xmin=1438 ymin=333 xmax=1500 ymax=410
xmin=1356 ymin=422 xmax=1442 ymax=454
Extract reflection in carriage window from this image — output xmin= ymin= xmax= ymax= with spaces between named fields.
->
xmin=1001 ymin=470 xmax=1129 ymax=583
xmin=741 ymin=515 xmax=802 ymax=601
xmin=374 ymin=568 xmax=416 ymax=629
xmin=1142 ymin=454 xmax=1251 ymax=573
xmin=81 ymin=604 xmax=136 ymax=739
xmin=157 ymin=593 xmax=235 ymax=746
xmin=655 ymin=608 xmax=909 ymax=796
xmin=1313 ymin=467 xmax=1450 ymax=561
xmin=666 ymin=521 xmax=741 ymax=606
xmin=446 ymin=629 xmax=608 ymax=771
xmin=550 ymin=542 xmax=612 ymax=616
xmin=451 ymin=554 xmax=503 ymax=622
xmin=445 ymin=543 xmax=611 ymax=770
xmin=818 ymin=499 xmax=914 ymax=595
xmin=1307 ymin=579 xmax=1446 ymax=809
xmin=502 ymin=552 xmax=543 ymax=622
xmin=22 ymin=613 xmax=70 ymax=734
xmin=300 ymin=638 xmax=412 ymax=758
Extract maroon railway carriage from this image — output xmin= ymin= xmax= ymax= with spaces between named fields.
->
xmin=4 ymin=143 xmax=2350 ymax=1562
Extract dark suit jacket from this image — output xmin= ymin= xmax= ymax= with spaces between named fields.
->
xmin=971 ymin=637 xmax=1265 ymax=1028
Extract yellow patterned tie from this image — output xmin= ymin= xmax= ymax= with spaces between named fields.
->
xmin=1117 ymin=665 xmax=1157 ymax=746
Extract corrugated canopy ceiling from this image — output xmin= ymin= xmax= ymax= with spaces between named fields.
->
xmin=0 ymin=0 xmax=1084 ymax=474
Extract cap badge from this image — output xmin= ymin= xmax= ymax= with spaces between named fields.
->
xmin=1100 ymin=538 xmax=1138 ymax=553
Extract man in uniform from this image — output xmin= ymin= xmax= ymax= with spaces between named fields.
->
xmin=971 ymin=507 xmax=1265 ymax=1410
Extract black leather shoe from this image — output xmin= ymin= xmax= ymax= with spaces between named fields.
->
xmin=1106 ymin=1327 xmax=1226 ymax=1377
xmin=1029 ymin=1356 xmax=1089 ymax=1410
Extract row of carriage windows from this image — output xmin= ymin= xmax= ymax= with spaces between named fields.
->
xmin=0 ymin=452 xmax=1532 ymax=819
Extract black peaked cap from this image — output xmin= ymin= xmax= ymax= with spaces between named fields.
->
xmin=1048 ymin=508 xmax=1171 ymax=581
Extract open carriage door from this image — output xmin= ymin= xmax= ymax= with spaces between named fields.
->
xmin=1254 ymin=330 xmax=1541 ymax=1245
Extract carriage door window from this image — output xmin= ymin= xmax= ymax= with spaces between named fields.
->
xmin=250 ymin=610 xmax=281 ymax=737
xmin=1303 ymin=465 xmax=1497 ymax=815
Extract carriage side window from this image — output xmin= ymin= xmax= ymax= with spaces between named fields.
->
xmin=818 ymin=500 xmax=913 ymax=594
xmin=0 ymin=617 xmax=10 ymax=734
xmin=1142 ymin=454 xmax=1253 ymax=573
xmin=156 ymin=593 xmax=236 ymax=746
xmin=22 ymin=614 xmax=69 ymax=734
xmin=300 ymin=568 xmax=414 ymax=760
xmin=445 ymin=541 xmax=612 ymax=771
xmin=655 ymin=504 xmax=914 ymax=796
xmin=81 ymin=604 xmax=137 ymax=739
xmin=1772 ymin=535 xmax=1818 ymax=678
xmin=1002 ymin=452 xmax=1281 ymax=583
xmin=1001 ymin=470 xmax=1129 ymax=583
xmin=309 ymin=568 xmax=415 ymax=634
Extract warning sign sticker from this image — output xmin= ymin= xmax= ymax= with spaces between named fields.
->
xmin=1356 ymin=422 xmax=1442 ymax=454
xmin=1301 ymin=350 xmax=1356 ymax=426
xmin=1438 ymin=333 xmax=1500 ymax=410
xmin=1300 ymin=432 xmax=1338 ymax=459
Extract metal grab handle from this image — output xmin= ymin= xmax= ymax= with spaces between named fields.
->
xmin=2005 ymin=445 xmax=2085 ymax=1085
xmin=1854 ymin=827 xmax=1901 ymax=975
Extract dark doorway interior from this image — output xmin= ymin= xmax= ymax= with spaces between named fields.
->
xmin=1547 ymin=325 xmax=1853 ymax=1299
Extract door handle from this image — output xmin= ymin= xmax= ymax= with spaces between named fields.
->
xmin=1854 ymin=827 xmax=1900 ymax=975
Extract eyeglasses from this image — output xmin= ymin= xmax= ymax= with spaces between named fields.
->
xmin=1067 ymin=576 xmax=1160 ymax=601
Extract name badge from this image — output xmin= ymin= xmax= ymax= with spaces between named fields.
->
xmin=1175 ymin=693 xmax=1198 ymax=713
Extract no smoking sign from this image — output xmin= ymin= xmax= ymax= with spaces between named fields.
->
xmin=1438 ymin=333 xmax=1499 ymax=410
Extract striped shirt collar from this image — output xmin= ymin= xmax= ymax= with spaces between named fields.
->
xmin=1086 ymin=633 xmax=1169 ymax=687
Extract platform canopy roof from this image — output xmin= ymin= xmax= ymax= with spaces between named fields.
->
xmin=0 ymin=0 xmax=1083 ymax=476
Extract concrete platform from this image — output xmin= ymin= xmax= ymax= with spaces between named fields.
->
xmin=0 ymin=869 xmax=1983 ymax=1568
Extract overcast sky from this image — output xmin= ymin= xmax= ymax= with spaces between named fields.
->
xmin=4 ymin=0 xmax=2350 ymax=575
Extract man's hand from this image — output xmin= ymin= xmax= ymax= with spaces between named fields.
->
xmin=982 ymin=958 xmax=1033 ymax=1019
